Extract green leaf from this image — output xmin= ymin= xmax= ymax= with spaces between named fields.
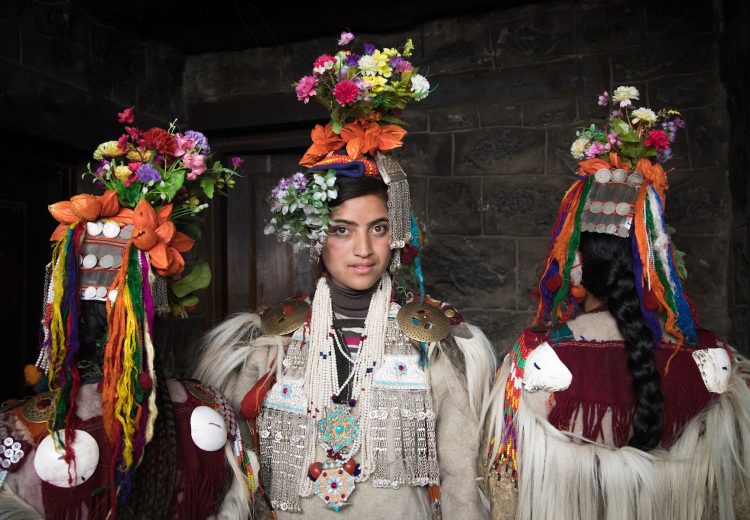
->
xmin=331 ymin=118 xmax=343 ymax=134
xmin=611 ymin=117 xmax=630 ymax=136
xmin=179 ymin=295 xmax=200 ymax=307
xmin=170 ymin=262 xmax=212 ymax=298
xmin=200 ymin=177 xmax=216 ymax=199
xmin=619 ymin=131 xmax=641 ymax=143
xmin=117 ymin=182 xmax=144 ymax=207
xmin=162 ymin=169 xmax=186 ymax=201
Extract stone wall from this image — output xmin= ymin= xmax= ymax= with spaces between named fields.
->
xmin=185 ymin=0 xmax=737 ymax=355
xmin=1 ymin=0 xmax=184 ymax=152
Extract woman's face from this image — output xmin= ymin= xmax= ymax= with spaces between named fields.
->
xmin=322 ymin=194 xmax=391 ymax=291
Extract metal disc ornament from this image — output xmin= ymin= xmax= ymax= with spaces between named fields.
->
xmin=22 ymin=392 xmax=57 ymax=423
xmin=261 ymin=298 xmax=310 ymax=336
xmin=396 ymin=302 xmax=450 ymax=342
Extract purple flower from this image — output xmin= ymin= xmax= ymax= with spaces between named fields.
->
xmin=363 ymin=43 xmax=375 ymax=55
xmin=674 ymin=116 xmax=686 ymax=128
xmin=95 ymin=160 xmax=110 ymax=177
xmin=656 ymin=147 xmax=673 ymax=163
xmin=272 ymin=176 xmax=293 ymax=201
xmin=585 ymin=141 xmax=607 ymax=158
xmin=292 ymin=172 xmax=308 ymax=190
xmin=231 ymin=156 xmax=244 ymax=168
xmin=346 ymin=53 xmax=360 ymax=67
xmin=607 ymin=132 xmax=620 ymax=146
xmin=598 ymin=91 xmax=609 ymax=106
xmin=184 ymin=130 xmax=211 ymax=155
xmin=610 ymin=109 xmax=623 ymax=118
xmin=338 ymin=31 xmax=354 ymax=46
xmin=137 ymin=163 xmax=161 ymax=183
xmin=154 ymin=155 xmax=164 ymax=166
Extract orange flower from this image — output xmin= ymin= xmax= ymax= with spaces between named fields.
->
xmin=48 ymin=190 xmax=131 ymax=241
xmin=577 ymin=152 xmax=632 ymax=177
xmin=131 ymin=199 xmax=194 ymax=277
xmin=299 ymin=123 xmax=345 ymax=167
xmin=339 ymin=120 xmax=406 ymax=160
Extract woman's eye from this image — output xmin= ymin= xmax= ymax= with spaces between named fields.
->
xmin=372 ymin=224 xmax=389 ymax=235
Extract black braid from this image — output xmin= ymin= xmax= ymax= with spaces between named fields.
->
xmin=122 ymin=366 xmax=178 ymax=519
xmin=579 ymin=233 xmax=664 ymax=450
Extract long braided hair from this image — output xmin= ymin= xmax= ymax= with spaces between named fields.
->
xmin=579 ymin=232 xmax=665 ymax=450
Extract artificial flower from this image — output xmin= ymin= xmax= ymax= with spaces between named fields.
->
xmin=48 ymin=190 xmax=124 ymax=241
xmin=612 ymin=86 xmax=639 ymax=107
xmin=597 ymin=91 xmax=609 ymax=106
xmin=141 ymin=128 xmax=177 ymax=156
xmin=299 ymin=123 xmax=345 ymax=167
xmin=585 ymin=141 xmax=608 ymax=158
xmin=410 ymin=74 xmax=430 ymax=101
xmin=231 ymin=156 xmax=244 ymax=168
xmin=403 ymin=39 xmax=414 ymax=56
xmin=137 ymin=163 xmax=161 ymax=183
xmin=114 ymin=165 xmax=132 ymax=181
xmin=174 ymin=133 xmax=196 ymax=157
xmin=93 ymin=141 xmax=126 ymax=160
xmin=346 ymin=53 xmax=360 ymax=67
xmin=126 ymin=147 xmax=154 ymax=162
xmin=357 ymin=55 xmax=378 ymax=76
xmin=339 ymin=120 xmax=406 ymax=159
xmin=363 ymin=75 xmax=387 ymax=93
xmin=295 ymin=75 xmax=318 ymax=103
xmin=117 ymin=107 xmax=134 ymax=124
xmin=313 ymin=54 xmax=336 ymax=75
xmin=645 ymin=129 xmax=670 ymax=150
xmin=631 ymin=107 xmax=657 ymax=125
xmin=183 ymin=154 xmax=207 ymax=180
xmin=338 ymin=31 xmax=354 ymax=45
xmin=393 ymin=58 xmax=413 ymax=74
xmin=570 ymin=136 xmax=590 ymax=160
xmin=371 ymin=50 xmax=393 ymax=78
xmin=117 ymin=134 xmax=130 ymax=152
xmin=333 ymin=80 xmax=359 ymax=106
xmin=363 ymin=43 xmax=375 ymax=55
xmin=184 ymin=130 xmax=210 ymax=155
xmin=130 ymin=199 xmax=194 ymax=277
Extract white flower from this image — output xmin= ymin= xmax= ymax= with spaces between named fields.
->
xmin=410 ymin=74 xmax=430 ymax=101
xmin=570 ymin=136 xmax=590 ymax=160
xmin=357 ymin=55 xmax=378 ymax=76
xmin=631 ymin=107 xmax=657 ymax=125
xmin=612 ymin=86 xmax=640 ymax=107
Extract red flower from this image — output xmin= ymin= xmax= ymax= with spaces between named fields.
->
xmin=313 ymin=54 xmax=336 ymax=74
xmin=118 ymin=107 xmax=135 ymax=124
xmin=125 ymin=126 xmax=142 ymax=143
xmin=333 ymin=80 xmax=359 ymax=106
xmin=644 ymin=129 xmax=670 ymax=150
xmin=141 ymin=127 xmax=177 ymax=157
xmin=117 ymin=133 xmax=130 ymax=152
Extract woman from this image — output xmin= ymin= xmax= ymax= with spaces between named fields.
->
xmin=195 ymin=33 xmax=495 ymax=519
xmin=483 ymin=87 xmax=750 ymax=520
xmin=0 ymin=111 xmax=252 ymax=519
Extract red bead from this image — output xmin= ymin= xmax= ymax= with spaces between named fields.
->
xmin=545 ymin=274 xmax=563 ymax=292
xmin=343 ymin=458 xmax=358 ymax=475
xmin=308 ymin=462 xmax=323 ymax=481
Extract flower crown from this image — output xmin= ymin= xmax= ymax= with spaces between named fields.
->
xmin=266 ymin=32 xmax=430 ymax=256
xmin=570 ymin=86 xmax=685 ymax=165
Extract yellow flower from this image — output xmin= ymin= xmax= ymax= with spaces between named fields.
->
xmin=126 ymin=147 xmax=155 ymax=162
xmin=403 ymin=39 xmax=414 ymax=57
xmin=363 ymin=75 xmax=388 ymax=93
xmin=93 ymin=141 xmax=125 ymax=160
xmin=370 ymin=50 xmax=392 ymax=78
xmin=114 ymin=165 xmax=131 ymax=181
xmin=382 ymin=47 xmax=400 ymax=58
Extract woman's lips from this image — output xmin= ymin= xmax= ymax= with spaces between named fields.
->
xmin=349 ymin=263 xmax=375 ymax=274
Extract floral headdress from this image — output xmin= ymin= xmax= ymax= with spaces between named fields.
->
xmin=266 ymin=32 xmax=430 ymax=295
xmin=28 ymin=108 xmax=244 ymax=509
xmin=537 ymin=86 xmax=696 ymax=356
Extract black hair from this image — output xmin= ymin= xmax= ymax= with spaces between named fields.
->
xmin=334 ymin=175 xmax=387 ymax=205
xmin=579 ymin=232 xmax=664 ymax=450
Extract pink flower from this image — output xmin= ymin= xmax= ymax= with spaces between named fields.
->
xmin=333 ymin=80 xmax=359 ymax=106
xmin=295 ymin=75 xmax=318 ymax=104
xmin=117 ymin=133 xmax=130 ymax=152
xmin=183 ymin=153 xmax=206 ymax=180
xmin=607 ymin=132 xmax=620 ymax=146
xmin=338 ymin=32 xmax=354 ymax=46
xmin=173 ymin=133 xmax=196 ymax=157
xmin=585 ymin=141 xmax=607 ymax=158
xmin=231 ymin=156 xmax=244 ymax=168
xmin=118 ymin=107 xmax=134 ymax=124
xmin=313 ymin=54 xmax=336 ymax=74
xmin=395 ymin=60 xmax=413 ymax=74
xmin=597 ymin=91 xmax=609 ymax=106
